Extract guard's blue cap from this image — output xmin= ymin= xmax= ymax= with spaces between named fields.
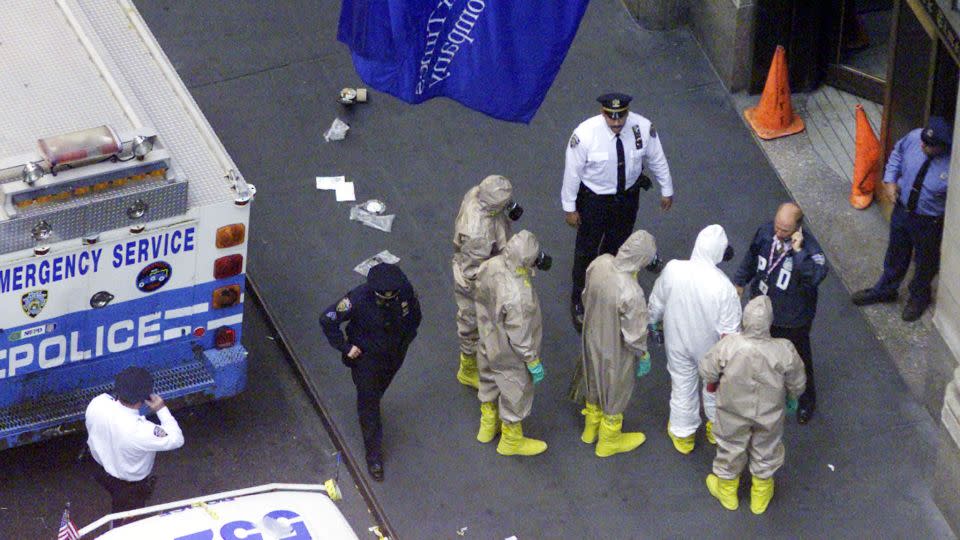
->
xmin=597 ymin=93 xmax=632 ymax=119
xmin=367 ymin=263 xmax=406 ymax=292
xmin=922 ymin=116 xmax=952 ymax=147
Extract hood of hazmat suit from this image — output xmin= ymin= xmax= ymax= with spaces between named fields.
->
xmin=646 ymin=225 xmax=742 ymax=437
xmin=647 ymin=224 xmax=741 ymax=354
xmin=452 ymin=176 xmax=513 ymax=290
xmin=476 ymin=175 xmax=513 ymax=213
xmin=582 ymin=230 xmax=656 ymax=414
xmin=474 ymin=230 xmax=543 ymax=423
xmin=698 ymin=296 xmax=806 ymax=477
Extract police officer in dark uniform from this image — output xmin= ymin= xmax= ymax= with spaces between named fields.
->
xmin=321 ymin=263 xmax=421 ymax=481
xmin=733 ymin=203 xmax=829 ymax=424
xmin=562 ymin=93 xmax=674 ymax=330
xmin=852 ymin=117 xmax=952 ymax=322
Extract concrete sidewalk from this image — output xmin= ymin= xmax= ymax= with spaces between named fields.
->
xmin=136 ymin=0 xmax=954 ymax=537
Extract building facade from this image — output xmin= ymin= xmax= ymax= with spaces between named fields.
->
xmin=626 ymin=0 xmax=960 ymax=531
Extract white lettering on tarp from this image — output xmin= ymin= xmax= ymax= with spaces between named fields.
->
xmin=414 ymin=0 xmax=487 ymax=94
xmin=0 ymin=226 xmax=194 ymax=294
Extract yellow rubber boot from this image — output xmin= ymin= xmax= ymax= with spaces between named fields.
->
xmin=476 ymin=401 xmax=500 ymax=443
xmin=706 ymin=420 xmax=716 ymax=445
xmin=667 ymin=422 xmax=695 ymax=455
xmin=580 ymin=402 xmax=602 ymax=444
xmin=706 ymin=474 xmax=740 ymax=511
xmin=457 ymin=352 xmax=480 ymax=389
xmin=750 ymin=476 xmax=775 ymax=514
xmin=497 ymin=421 xmax=547 ymax=456
xmin=595 ymin=413 xmax=646 ymax=458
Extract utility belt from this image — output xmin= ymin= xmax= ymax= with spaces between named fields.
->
xmin=578 ymin=181 xmax=641 ymax=204
xmin=895 ymin=202 xmax=944 ymax=225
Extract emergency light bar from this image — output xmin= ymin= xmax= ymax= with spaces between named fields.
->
xmin=0 ymin=125 xmax=189 ymax=255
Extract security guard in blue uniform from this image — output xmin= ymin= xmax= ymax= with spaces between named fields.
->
xmin=562 ymin=93 xmax=674 ymax=330
xmin=852 ymin=117 xmax=952 ymax=322
xmin=321 ymin=263 xmax=421 ymax=481
xmin=733 ymin=203 xmax=828 ymax=424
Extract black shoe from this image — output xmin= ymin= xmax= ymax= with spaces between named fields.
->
xmin=797 ymin=405 xmax=815 ymax=425
xmin=902 ymin=298 xmax=928 ymax=322
xmin=367 ymin=461 xmax=384 ymax=482
xmin=571 ymin=302 xmax=584 ymax=332
xmin=851 ymin=288 xmax=897 ymax=306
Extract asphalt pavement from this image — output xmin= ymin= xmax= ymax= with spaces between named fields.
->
xmin=132 ymin=0 xmax=955 ymax=538
xmin=0 ymin=300 xmax=375 ymax=538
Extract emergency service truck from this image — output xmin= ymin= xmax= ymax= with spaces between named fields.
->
xmin=0 ymin=0 xmax=255 ymax=449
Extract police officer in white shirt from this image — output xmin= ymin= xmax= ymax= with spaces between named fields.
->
xmin=85 ymin=366 xmax=184 ymax=514
xmin=562 ymin=93 xmax=674 ymax=329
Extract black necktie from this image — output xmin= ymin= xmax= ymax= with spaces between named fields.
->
xmin=907 ymin=157 xmax=933 ymax=213
xmin=615 ymin=134 xmax=625 ymax=195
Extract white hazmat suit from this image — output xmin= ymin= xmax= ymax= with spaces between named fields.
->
xmin=648 ymin=225 xmax=741 ymax=444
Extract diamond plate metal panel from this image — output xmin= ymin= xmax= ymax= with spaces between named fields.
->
xmin=73 ymin=0 xmax=241 ymax=207
xmin=0 ymin=181 xmax=187 ymax=254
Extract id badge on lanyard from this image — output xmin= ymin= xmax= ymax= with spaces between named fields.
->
xmin=761 ymin=240 xmax=788 ymax=296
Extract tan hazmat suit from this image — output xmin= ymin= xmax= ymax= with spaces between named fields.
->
xmin=699 ymin=295 xmax=807 ymax=480
xmin=474 ymin=230 xmax=543 ymax=423
xmin=452 ymin=175 xmax=513 ymax=356
xmin=581 ymin=230 xmax=656 ymax=414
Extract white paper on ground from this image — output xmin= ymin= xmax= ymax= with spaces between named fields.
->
xmin=354 ymin=250 xmax=400 ymax=277
xmin=335 ymin=182 xmax=356 ymax=202
xmin=316 ymin=176 xmax=345 ymax=190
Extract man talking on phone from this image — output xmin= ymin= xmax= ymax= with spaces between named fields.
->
xmin=732 ymin=203 xmax=828 ymax=424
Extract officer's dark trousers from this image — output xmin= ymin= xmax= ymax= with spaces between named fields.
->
xmin=350 ymin=350 xmax=405 ymax=464
xmin=571 ymin=184 xmax=640 ymax=304
xmin=873 ymin=203 xmax=944 ymax=305
xmin=93 ymin=465 xmax=156 ymax=514
xmin=770 ymin=323 xmax=816 ymax=409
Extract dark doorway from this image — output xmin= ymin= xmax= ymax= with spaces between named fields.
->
xmin=826 ymin=0 xmax=894 ymax=103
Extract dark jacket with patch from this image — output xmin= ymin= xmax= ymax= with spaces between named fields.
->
xmin=733 ymin=222 xmax=829 ymax=328
xmin=320 ymin=279 xmax=422 ymax=360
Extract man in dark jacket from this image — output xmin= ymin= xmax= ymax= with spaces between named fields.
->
xmin=733 ymin=203 xmax=828 ymax=424
xmin=321 ymin=263 xmax=421 ymax=481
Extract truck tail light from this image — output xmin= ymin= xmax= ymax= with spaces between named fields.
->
xmin=214 ymin=254 xmax=243 ymax=279
xmin=216 ymin=224 xmax=245 ymax=248
xmin=212 ymin=285 xmax=240 ymax=309
xmin=214 ymin=326 xmax=236 ymax=349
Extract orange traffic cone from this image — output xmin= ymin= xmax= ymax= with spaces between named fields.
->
xmin=744 ymin=45 xmax=804 ymax=140
xmin=850 ymin=104 xmax=881 ymax=209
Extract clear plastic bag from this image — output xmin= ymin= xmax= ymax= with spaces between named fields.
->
xmin=323 ymin=117 xmax=350 ymax=142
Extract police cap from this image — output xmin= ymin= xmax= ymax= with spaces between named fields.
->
xmin=115 ymin=366 xmax=153 ymax=404
xmin=367 ymin=263 xmax=406 ymax=293
xmin=921 ymin=116 xmax=952 ymax=147
xmin=597 ymin=93 xmax=632 ymax=119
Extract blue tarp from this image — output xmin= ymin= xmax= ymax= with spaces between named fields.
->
xmin=338 ymin=0 xmax=590 ymax=123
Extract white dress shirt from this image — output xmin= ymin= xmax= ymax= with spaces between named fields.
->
xmin=85 ymin=393 xmax=184 ymax=481
xmin=561 ymin=112 xmax=674 ymax=212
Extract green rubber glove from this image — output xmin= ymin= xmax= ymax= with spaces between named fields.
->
xmin=786 ymin=396 xmax=798 ymax=413
xmin=527 ymin=358 xmax=545 ymax=384
xmin=636 ymin=351 xmax=651 ymax=378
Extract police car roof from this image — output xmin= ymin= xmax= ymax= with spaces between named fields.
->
xmin=82 ymin=484 xmax=358 ymax=539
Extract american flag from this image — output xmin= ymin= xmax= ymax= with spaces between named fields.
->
xmin=57 ymin=505 xmax=79 ymax=540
